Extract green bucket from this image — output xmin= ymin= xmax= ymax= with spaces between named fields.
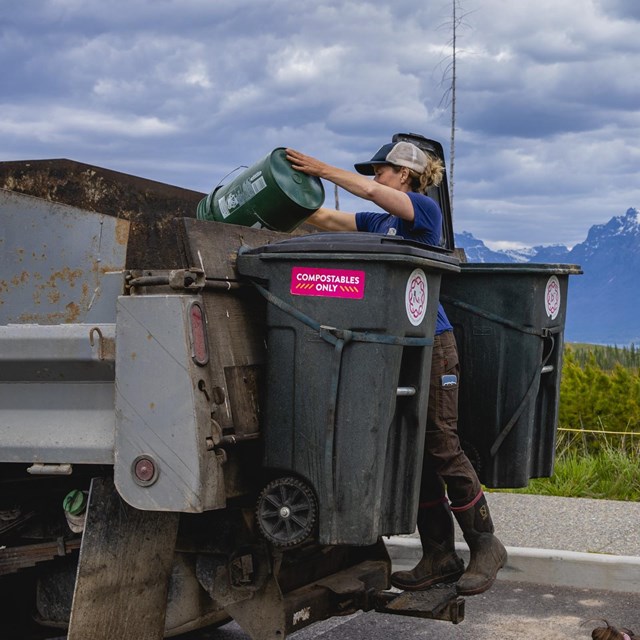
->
xmin=197 ymin=148 xmax=325 ymax=232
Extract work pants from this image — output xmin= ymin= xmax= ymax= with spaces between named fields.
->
xmin=420 ymin=330 xmax=481 ymax=508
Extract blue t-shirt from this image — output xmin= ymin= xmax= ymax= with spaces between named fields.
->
xmin=355 ymin=191 xmax=453 ymax=335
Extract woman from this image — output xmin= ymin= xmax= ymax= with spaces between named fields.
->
xmin=286 ymin=141 xmax=507 ymax=596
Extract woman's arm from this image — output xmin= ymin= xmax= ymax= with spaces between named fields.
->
xmin=306 ymin=207 xmax=357 ymax=231
xmin=286 ymin=148 xmax=415 ymax=222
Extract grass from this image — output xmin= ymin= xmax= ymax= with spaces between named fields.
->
xmin=497 ymin=343 xmax=640 ymax=501
xmin=495 ymin=432 xmax=640 ymax=501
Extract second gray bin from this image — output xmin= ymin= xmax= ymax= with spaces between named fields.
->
xmin=440 ymin=263 xmax=582 ymax=488
xmin=237 ymin=233 xmax=459 ymax=546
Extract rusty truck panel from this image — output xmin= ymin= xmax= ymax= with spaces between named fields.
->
xmin=0 ymin=158 xmax=204 ymax=269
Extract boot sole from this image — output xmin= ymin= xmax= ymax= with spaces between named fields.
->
xmin=455 ymin=549 xmax=507 ymax=596
xmin=390 ymin=568 xmax=464 ymax=592
xmin=456 ymin=575 xmax=497 ymax=596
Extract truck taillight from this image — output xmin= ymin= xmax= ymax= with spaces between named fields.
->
xmin=133 ymin=455 xmax=158 ymax=486
xmin=189 ymin=301 xmax=209 ymax=366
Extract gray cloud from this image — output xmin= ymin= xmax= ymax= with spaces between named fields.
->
xmin=1 ymin=0 xmax=638 ymax=248
xmin=599 ymin=0 xmax=640 ymax=20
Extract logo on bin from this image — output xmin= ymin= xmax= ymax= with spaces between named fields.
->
xmin=290 ymin=267 xmax=365 ymax=299
xmin=545 ymin=275 xmax=561 ymax=320
xmin=405 ymin=269 xmax=428 ymax=326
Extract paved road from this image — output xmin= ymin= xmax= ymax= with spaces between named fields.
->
xmin=184 ymin=580 xmax=639 ymax=640
xmin=183 ymin=494 xmax=640 ymax=640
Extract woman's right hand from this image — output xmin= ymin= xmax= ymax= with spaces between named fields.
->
xmin=285 ymin=148 xmax=331 ymax=179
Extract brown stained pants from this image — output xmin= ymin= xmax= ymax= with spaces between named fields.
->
xmin=420 ymin=330 xmax=482 ymax=508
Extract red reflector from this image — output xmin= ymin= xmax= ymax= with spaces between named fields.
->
xmin=189 ymin=302 xmax=209 ymax=366
xmin=134 ymin=457 xmax=156 ymax=483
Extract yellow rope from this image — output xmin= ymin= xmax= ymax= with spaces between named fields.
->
xmin=558 ymin=427 xmax=639 ymax=436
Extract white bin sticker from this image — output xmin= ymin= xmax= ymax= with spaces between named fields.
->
xmin=250 ymin=173 xmax=267 ymax=194
xmin=217 ymin=195 xmax=230 ymax=218
xmin=405 ymin=268 xmax=428 ymax=326
xmin=545 ymin=275 xmax=561 ymax=320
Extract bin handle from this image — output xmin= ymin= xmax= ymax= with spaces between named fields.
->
xmin=440 ymin=295 xmax=563 ymax=337
xmin=323 ymin=329 xmax=353 ymax=528
xmin=249 ymin=281 xmax=433 ymax=348
xmin=489 ymin=333 xmax=555 ymax=457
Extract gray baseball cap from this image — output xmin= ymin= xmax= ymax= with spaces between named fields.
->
xmin=354 ymin=141 xmax=428 ymax=175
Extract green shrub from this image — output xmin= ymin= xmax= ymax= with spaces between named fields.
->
xmin=559 ymin=347 xmax=640 ymax=456
xmin=499 ymin=344 xmax=640 ymax=500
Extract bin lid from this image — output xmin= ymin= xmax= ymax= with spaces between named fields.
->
xmin=239 ymin=232 xmax=460 ymax=270
xmin=457 ymin=262 xmax=583 ymax=275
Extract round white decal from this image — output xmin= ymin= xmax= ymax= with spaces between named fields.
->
xmin=545 ymin=275 xmax=561 ymax=320
xmin=405 ymin=269 xmax=428 ymax=326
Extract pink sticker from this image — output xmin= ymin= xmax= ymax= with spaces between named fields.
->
xmin=290 ymin=267 xmax=365 ymax=299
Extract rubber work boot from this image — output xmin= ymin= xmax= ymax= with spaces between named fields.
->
xmin=390 ymin=500 xmax=465 ymax=591
xmin=451 ymin=492 xmax=507 ymax=595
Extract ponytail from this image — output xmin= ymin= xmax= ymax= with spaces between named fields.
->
xmin=409 ymin=154 xmax=444 ymax=193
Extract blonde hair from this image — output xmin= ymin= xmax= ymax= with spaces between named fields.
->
xmin=407 ymin=154 xmax=445 ymax=194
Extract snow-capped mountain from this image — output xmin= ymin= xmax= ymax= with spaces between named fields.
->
xmin=454 ymin=207 xmax=640 ymax=344
xmin=453 ymin=231 xmax=516 ymax=263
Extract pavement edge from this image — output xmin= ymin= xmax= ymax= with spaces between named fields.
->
xmin=386 ymin=536 xmax=640 ymax=594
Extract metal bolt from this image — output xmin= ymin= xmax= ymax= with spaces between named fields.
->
xmin=279 ymin=506 xmax=291 ymax=519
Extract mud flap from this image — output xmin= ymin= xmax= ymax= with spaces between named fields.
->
xmin=67 ymin=477 xmax=179 ymax=640
xmin=226 ymin=577 xmax=287 ymax=640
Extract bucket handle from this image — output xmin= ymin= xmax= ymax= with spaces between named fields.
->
xmin=213 ymin=165 xmax=249 ymax=190
xmin=202 ymin=165 xmax=249 ymax=212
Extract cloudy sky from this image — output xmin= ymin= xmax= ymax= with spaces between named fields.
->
xmin=2 ymin=0 xmax=639 ymax=248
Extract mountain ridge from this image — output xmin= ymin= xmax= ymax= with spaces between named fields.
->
xmin=454 ymin=207 xmax=640 ymax=345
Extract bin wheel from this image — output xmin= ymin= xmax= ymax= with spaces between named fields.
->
xmin=256 ymin=477 xmax=317 ymax=547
